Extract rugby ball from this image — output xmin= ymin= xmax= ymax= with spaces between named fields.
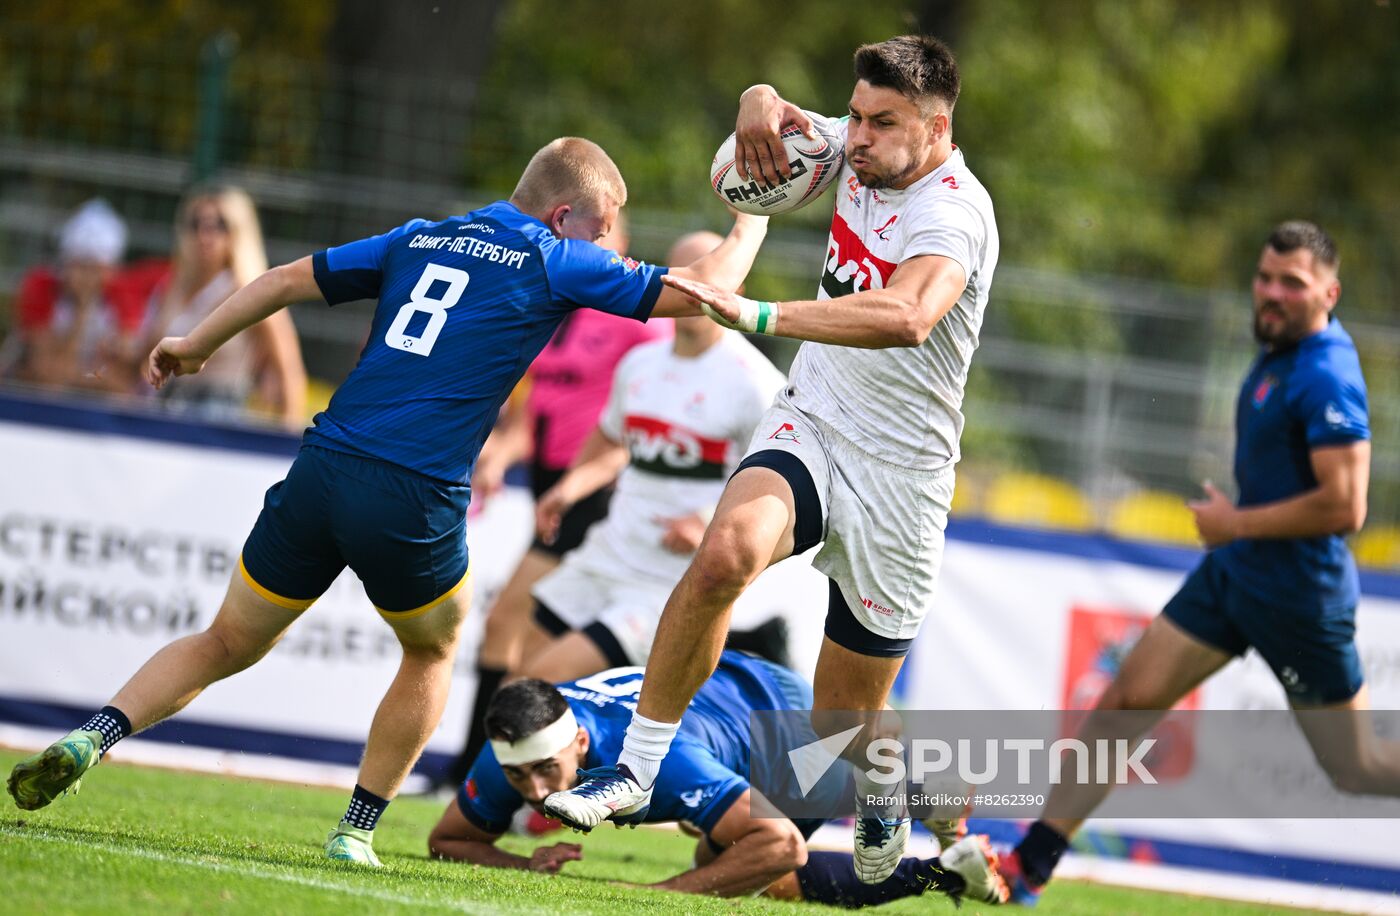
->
xmin=710 ymin=114 xmax=845 ymax=215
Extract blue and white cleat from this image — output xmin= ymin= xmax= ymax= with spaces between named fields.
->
xmin=542 ymin=764 xmax=651 ymax=832
xmin=854 ymin=810 xmax=911 ymax=884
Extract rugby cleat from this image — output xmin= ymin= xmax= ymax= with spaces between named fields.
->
xmin=542 ymin=764 xmax=651 ymax=832
xmin=922 ymin=815 xmax=968 ymax=853
xmin=997 ymin=847 xmax=1045 ymax=906
xmin=941 ymin=834 xmax=1010 ymax=905
xmin=853 ymin=812 xmax=911 ymax=884
xmin=6 ymin=729 xmax=102 ymax=811
xmin=325 ymin=822 xmax=382 ymax=867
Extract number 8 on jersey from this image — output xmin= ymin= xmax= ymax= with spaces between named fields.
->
xmin=385 ymin=263 xmax=470 ymax=356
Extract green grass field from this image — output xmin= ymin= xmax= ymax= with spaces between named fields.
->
xmin=0 ymin=749 xmax=1337 ymax=915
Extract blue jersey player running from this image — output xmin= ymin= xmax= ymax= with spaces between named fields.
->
xmin=427 ymin=651 xmax=1007 ymax=905
xmin=1001 ymin=221 xmax=1400 ymax=905
xmin=6 ymin=137 xmax=770 ymax=868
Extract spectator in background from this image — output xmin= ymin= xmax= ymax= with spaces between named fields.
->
xmin=144 ymin=186 xmax=306 ymax=429
xmin=442 ymin=212 xmax=672 ymax=789
xmin=6 ymin=199 xmax=147 ymax=393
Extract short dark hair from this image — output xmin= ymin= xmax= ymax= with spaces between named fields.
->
xmin=484 ymin=679 xmax=570 ymax=743
xmin=1266 ymin=220 xmax=1340 ymax=271
xmin=853 ymin=35 xmax=960 ymax=116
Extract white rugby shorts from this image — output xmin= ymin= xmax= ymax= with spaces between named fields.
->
xmin=741 ymin=392 xmax=955 ymax=642
xmin=531 ymin=549 xmax=669 ymax=667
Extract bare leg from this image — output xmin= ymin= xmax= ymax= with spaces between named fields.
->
xmin=516 ymin=631 xmax=611 ymax=684
xmin=1042 ymin=615 xmax=1230 ymax=839
xmin=634 ymin=467 xmax=796 ymax=723
xmin=514 ymin=621 xmax=558 ymax=672
xmin=357 ymin=588 xmax=470 ymax=798
xmin=1294 ymin=685 xmax=1400 ymax=796
xmin=478 ymin=549 xmax=559 ymax=671
xmin=111 ymin=572 xmax=304 ymax=731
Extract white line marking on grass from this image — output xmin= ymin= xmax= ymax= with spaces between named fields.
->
xmin=0 ymin=824 xmax=519 ymax=913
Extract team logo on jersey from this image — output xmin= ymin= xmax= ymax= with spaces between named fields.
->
xmin=679 ymin=789 xmax=706 ymax=808
xmin=610 ymin=255 xmax=642 ymax=273
xmin=1324 ymin=402 xmax=1348 ymax=428
xmin=465 ymin=779 xmax=479 ymax=800
xmin=845 ymin=175 xmax=861 ymax=207
xmin=768 ymin=422 xmax=800 ymax=443
xmin=1251 ymin=374 xmax=1278 ymax=409
xmin=873 ymin=215 xmax=898 ymax=241
xmin=624 ymin=415 xmax=729 ymax=479
xmin=941 ymin=175 xmax=959 ymax=190
xmin=821 ymin=213 xmax=898 ymax=298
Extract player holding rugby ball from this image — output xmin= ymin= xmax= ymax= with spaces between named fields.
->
xmin=548 ymin=34 xmax=1003 ymax=894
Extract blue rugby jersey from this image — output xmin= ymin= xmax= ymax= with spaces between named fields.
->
xmin=306 ymin=201 xmax=666 ymax=483
xmin=457 ymin=651 xmax=800 ymax=836
xmin=1218 ymin=319 xmax=1370 ymax=611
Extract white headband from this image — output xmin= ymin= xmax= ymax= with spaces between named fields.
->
xmin=490 ymin=706 xmax=580 ymax=766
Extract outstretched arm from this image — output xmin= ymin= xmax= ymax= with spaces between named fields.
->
xmin=146 ymin=256 xmax=321 ymax=389
xmin=662 ymin=253 xmax=967 ymax=348
xmin=649 ymin=213 xmax=769 ymax=319
xmin=428 ymin=798 xmax=583 ymax=874
xmin=651 ymin=790 xmax=806 ymax=897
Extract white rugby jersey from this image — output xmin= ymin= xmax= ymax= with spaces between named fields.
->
xmin=786 ymin=116 xmax=999 ymax=470
xmin=591 ymin=333 xmax=786 ymax=581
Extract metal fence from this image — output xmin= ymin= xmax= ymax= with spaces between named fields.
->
xmin=3 ymin=23 xmax=1397 ymax=556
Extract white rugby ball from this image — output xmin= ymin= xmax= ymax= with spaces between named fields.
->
xmin=710 ymin=115 xmax=845 ymax=215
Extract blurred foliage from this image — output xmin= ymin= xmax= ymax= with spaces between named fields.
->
xmin=2 ymin=0 xmax=1398 ymax=514
xmin=5 ymin=0 xmax=1395 ymax=306
xmin=0 ymin=2 xmax=332 ymax=164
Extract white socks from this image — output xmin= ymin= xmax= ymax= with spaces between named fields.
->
xmin=618 ymin=713 xmax=680 ymax=789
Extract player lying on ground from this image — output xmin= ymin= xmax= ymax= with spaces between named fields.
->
xmin=1000 ymin=222 xmax=1400 ymax=905
xmin=6 ymin=137 xmax=769 ymax=868
xmin=520 ymin=231 xmax=791 ymax=683
xmin=428 ymin=652 xmax=1007 ymax=905
xmin=546 ymin=34 xmax=1001 ymax=888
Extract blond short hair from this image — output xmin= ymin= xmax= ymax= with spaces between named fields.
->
xmin=510 ymin=137 xmax=627 ymax=216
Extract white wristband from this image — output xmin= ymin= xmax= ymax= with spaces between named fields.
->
xmin=701 ymin=297 xmax=779 ymax=335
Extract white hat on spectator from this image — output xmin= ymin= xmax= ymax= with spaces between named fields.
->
xmin=58 ymin=198 xmax=128 ymax=266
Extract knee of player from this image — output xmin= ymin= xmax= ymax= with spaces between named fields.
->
xmin=427 ymin=822 xmax=455 ymax=860
xmin=690 ymin=529 xmax=766 ymax=594
xmin=480 ymin=605 xmax=517 ymax=644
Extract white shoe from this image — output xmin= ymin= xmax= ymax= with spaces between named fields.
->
xmin=941 ymin=835 xmax=1010 ymax=905
xmin=542 ymin=764 xmax=651 ymax=832
xmin=853 ymin=812 xmax=910 ymax=884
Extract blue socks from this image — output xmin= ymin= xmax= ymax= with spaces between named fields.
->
xmin=796 ymin=850 xmax=964 ymax=907
xmin=342 ymin=784 xmax=390 ymax=831
xmin=81 ymin=706 xmax=132 ymax=756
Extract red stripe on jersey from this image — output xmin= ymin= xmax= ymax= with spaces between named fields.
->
xmin=826 ymin=212 xmax=898 ymax=291
xmin=623 ymin=415 xmax=729 ymax=476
